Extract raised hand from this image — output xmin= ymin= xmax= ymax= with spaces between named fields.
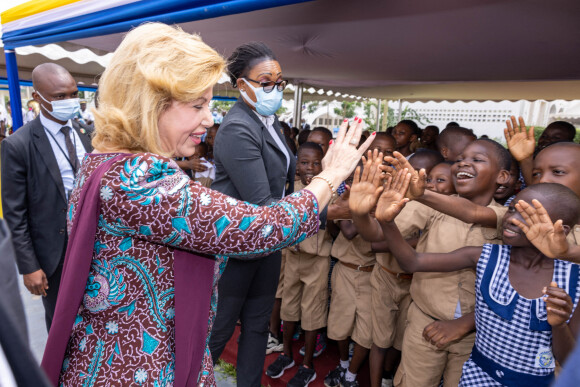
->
xmin=375 ymin=168 xmax=411 ymax=223
xmin=511 ymin=199 xmax=569 ymax=258
xmin=504 ymin=116 xmax=535 ymax=161
xmin=544 ymin=282 xmax=573 ymax=327
xmin=383 ymin=151 xmax=426 ymax=200
xmin=349 ymin=149 xmax=385 ymax=216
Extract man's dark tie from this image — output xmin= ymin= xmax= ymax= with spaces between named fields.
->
xmin=60 ymin=126 xmax=79 ymax=174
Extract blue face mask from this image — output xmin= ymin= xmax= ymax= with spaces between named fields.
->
xmin=36 ymin=91 xmax=80 ymax=122
xmin=240 ymin=79 xmax=283 ymax=116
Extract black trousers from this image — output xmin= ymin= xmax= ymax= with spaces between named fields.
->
xmin=209 ymin=252 xmax=281 ymax=387
xmin=42 ymin=262 xmax=63 ymax=332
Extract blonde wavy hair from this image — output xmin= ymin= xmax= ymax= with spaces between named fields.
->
xmin=92 ymin=22 xmax=226 ymax=156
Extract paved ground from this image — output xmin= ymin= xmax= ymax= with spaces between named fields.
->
xmin=18 ymin=275 xmax=236 ymax=386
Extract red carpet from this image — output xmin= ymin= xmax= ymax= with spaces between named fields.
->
xmin=219 ymin=326 xmax=371 ymax=387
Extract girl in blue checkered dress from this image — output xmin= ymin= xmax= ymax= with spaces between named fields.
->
xmin=371 ymin=180 xmax=580 ymax=387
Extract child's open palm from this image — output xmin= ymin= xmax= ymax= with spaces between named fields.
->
xmin=375 ymin=168 xmax=411 ymax=223
xmin=504 ymin=116 xmax=535 ymax=161
xmin=349 ymin=149 xmax=385 ymax=216
xmin=383 ymin=152 xmax=426 ymax=200
xmin=544 ymin=282 xmax=573 ymax=327
xmin=512 ymin=199 xmax=569 ymax=259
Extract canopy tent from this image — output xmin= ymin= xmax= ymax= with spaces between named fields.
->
xmin=2 ymin=0 xmax=580 ymax=129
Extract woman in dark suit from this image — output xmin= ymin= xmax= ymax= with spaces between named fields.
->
xmin=209 ymin=42 xmax=295 ymax=386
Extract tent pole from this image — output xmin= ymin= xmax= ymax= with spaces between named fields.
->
xmin=4 ymin=49 xmax=23 ymax=130
xmin=293 ymin=82 xmax=302 ymax=128
xmin=375 ymin=99 xmax=381 ymax=132
xmin=397 ymin=99 xmax=403 ymax=122
xmin=382 ymin=100 xmax=388 ymax=132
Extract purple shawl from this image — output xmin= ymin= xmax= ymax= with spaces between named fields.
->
xmin=41 ymin=154 xmax=215 ymax=386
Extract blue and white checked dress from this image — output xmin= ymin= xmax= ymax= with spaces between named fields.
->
xmin=459 ymin=244 xmax=580 ymax=386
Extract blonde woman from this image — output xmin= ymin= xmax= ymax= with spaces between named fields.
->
xmin=40 ymin=23 xmax=373 ymax=387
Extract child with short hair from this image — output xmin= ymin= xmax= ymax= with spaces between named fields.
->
xmin=494 ymin=158 xmax=521 ymax=206
xmin=420 ymin=125 xmax=439 ymax=151
xmin=370 ymin=173 xmax=580 ymax=387
xmin=408 ymin=149 xmax=444 ymax=176
xmin=324 ymin=163 xmax=377 ymax=387
xmin=308 ymin=127 xmax=333 ymax=156
xmin=266 ymin=142 xmax=331 ymax=386
xmin=436 ymin=126 xmax=476 ymax=161
xmin=392 ymin=120 xmax=419 ymax=158
xmin=426 ymin=162 xmax=456 ymax=195
xmin=324 ymin=218 xmax=376 ymax=387
xmin=350 ymin=140 xmax=512 ymax=387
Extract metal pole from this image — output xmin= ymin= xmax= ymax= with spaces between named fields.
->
xmin=293 ymin=82 xmax=300 ymax=127
xmin=382 ymin=100 xmax=388 ymax=132
xmin=375 ymin=99 xmax=382 ymax=132
xmin=397 ymin=99 xmax=403 ymax=122
xmin=296 ymin=83 xmax=303 ymax=128
xmin=5 ymin=49 xmax=23 ymax=130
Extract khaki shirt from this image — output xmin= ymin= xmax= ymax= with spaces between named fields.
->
xmin=376 ymin=200 xmax=425 ymax=273
xmin=331 ymin=229 xmax=376 ymax=266
xmin=407 ymin=198 xmax=507 ymax=320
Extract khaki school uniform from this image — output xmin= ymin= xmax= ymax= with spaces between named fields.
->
xmin=371 ymin=202 xmax=424 ymax=350
xmin=394 ymin=199 xmax=507 ymax=387
xmin=327 ymin=229 xmax=376 ymax=349
xmin=275 ymin=248 xmax=287 ymax=299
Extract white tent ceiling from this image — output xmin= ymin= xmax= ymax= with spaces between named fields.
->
xmin=3 ymin=0 xmax=580 ymax=101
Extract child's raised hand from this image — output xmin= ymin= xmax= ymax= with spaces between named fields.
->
xmin=375 ymin=168 xmax=411 ymax=223
xmin=511 ymin=199 xmax=570 ymax=259
xmin=383 ymin=151 xmax=426 ymax=200
xmin=349 ymin=149 xmax=385 ymax=217
xmin=544 ymin=282 xmax=573 ymax=328
xmin=504 ymin=116 xmax=535 ymax=162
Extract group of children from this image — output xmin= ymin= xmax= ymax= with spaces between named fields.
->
xmin=259 ymin=117 xmax=580 ymax=387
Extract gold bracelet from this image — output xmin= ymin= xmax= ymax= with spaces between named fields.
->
xmin=312 ymin=175 xmax=336 ymax=194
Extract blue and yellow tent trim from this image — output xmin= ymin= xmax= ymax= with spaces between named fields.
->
xmin=1 ymin=0 xmax=311 ymax=128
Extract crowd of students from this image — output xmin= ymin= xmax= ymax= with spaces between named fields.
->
xmin=183 ymin=113 xmax=580 ymax=387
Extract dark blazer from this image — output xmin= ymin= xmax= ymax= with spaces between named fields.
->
xmin=0 ymin=219 xmax=52 ymax=387
xmin=1 ymin=115 xmax=93 ymax=277
xmin=212 ymin=98 xmax=296 ymax=206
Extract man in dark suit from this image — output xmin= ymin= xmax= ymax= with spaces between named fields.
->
xmin=1 ymin=63 xmax=93 ymax=331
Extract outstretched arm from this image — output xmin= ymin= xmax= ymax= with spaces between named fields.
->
xmin=511 ymin=199 xmax=580 ymax=263
xmin=384 ymin=152 xmax=498 ymax=227
xmin=375 ymin=169 xmax=481 ymax=273
xmin=349 ymin=149 xmax=386 ymax=242
xmin=504 ymin=116 xmax=535 ymax=185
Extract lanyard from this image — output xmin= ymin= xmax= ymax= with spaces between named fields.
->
xmin=43 ymin=126 xmax=79 ymax=176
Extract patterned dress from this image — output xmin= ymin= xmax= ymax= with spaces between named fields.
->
xmin=59 ymin=153 xmax=320 ymax=386
xmin=459 ymin=244 xmax=580 ymax=386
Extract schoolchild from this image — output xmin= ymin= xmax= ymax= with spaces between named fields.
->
xmin=324 ymin=164 xmax=377 ymax=387
xmin=373 ymin=177 xmax=580 ymax=387
xmin=436 ymin=126 xmax=476 ymax=161
xmin=266 ymin=142 xmax=331 ymax=386
xmin=408 ymin=149 xmax=444 ymax=176
xmin=392 ymin=120 xmax=419 ymax=158
xmin=350 ymin=139 xmax=511 ymax=387
xmin=426 ymin=162 xmax=456 ymax=195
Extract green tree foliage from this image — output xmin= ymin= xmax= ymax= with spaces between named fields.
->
xmin=363 ymin=102 xmax=431 ymax=131
xmin=334 ymin=101 xmax=362 ymax=119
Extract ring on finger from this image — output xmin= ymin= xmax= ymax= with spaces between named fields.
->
xmin=349 ymin=139 xmax=358 ymax=146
